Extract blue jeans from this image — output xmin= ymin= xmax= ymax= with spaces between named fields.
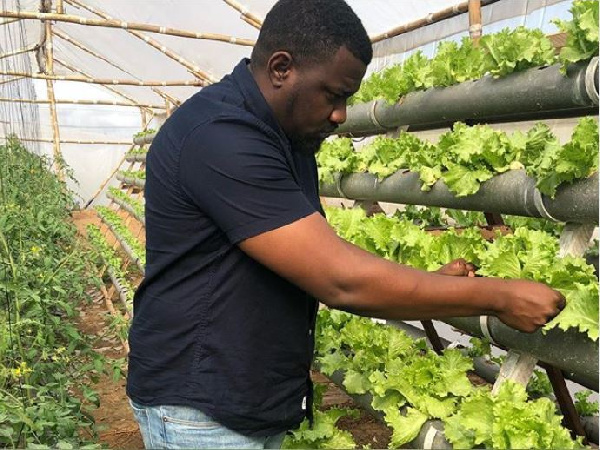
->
xmin=129 ymin=400 xmax=287 ymax=449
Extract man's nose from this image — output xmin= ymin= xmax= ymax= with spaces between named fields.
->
xmin=330 ymin=103 xmax=347 ymax=125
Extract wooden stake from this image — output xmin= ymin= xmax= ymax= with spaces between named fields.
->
xmin=222 ymin=0 xmax=263 ymax=29
xmin=0 ymin=9 xmax=255 ymax=46
xmin=54 ymin=7 xmax=216 ymax=84
xmin=0 ymin=96 xmax=165 ymax=108
xmin=0 ymin=69 xmax=204 ymax=86
xmin=468 ymin=0 xmax=482 ymax=46
xmin=41 ymin=0 xmax=64 ymax=181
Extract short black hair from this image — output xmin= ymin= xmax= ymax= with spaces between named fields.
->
xmin=251 ymin=0 xmax=372 ymax=68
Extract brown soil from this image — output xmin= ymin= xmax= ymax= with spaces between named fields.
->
xmin=72 ymin=210 xmax=392 ymax=449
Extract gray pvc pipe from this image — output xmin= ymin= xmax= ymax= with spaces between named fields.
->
xmin=337 ymin=58 xmax=599 ymax=135
xmin=116 ymin=173 xmax=146 ymax=189
xmin=125 ymin=153 xmax=147 ymax=163
xmin=106 ymin=190 xmax=145 ymax=225
xmin=320 ymin=170 xmax=598 ymax=224
xmin=443 ymin=316 xmax=598 ymax=391
xmin=133 ymin=133 xmax=156 ymax=146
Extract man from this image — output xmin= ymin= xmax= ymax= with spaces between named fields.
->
xmin=127 ymin=1 xmax=565 ymax=448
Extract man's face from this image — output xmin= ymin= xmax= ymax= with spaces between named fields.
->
xmin=281 ymin=46 xmax=366 ymax=154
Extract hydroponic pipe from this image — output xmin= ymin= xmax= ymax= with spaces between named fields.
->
xmin=133 ymin=133 xmax=156 ymax=145
xmin=336 ymin=58 xmax=599 ymax=134
xmin=116 ymin=173 xmax=146 ymax=189
xmin=125 ymin=152 xmax=147 ymax=163
xmin=106 ymin=190 xmax=145 ymax=225
xmin=443 ymin=316 xmax=598 ymax=391
xmin=320 ymin=170 xmax=598 ymax=224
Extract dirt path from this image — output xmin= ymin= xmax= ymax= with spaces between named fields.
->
xmin=72 ymin=209 xmax=391 ymax=449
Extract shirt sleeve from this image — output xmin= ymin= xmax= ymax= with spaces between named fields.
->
xmin=179 ymin=119 xmax=317 ymax=244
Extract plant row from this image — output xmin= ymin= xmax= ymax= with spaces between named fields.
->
xmin=352 ymin=0 xmax=598 ymax=105
xmin=314 ymin=309 xmax=585 ymax=448
xmin=318 ymin=117 xmax=598 ymax=197
xmin=95 ymin=206 xmax=146 ymax=270
xmin=117 ymin=169 xmax=146 ymax=180
xmin=125 ymin=146 xmax=148 ymax=157
xmin=325 ymin=206 xmax=598 ymax=341
xmin=0 ymin=137 xmax=106 ymax=447
xmin=87 ymin=225 xmax=135 ymax=317
xmin=107 ymin=187 xmax=145 ymax=224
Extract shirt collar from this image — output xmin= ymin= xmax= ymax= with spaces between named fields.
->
xmin=231 ymin=58 xmax=287 ymax=141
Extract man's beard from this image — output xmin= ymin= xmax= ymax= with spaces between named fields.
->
xmin=284 ymin=88 xmax=327 ymax=155
xmin=289 ymin=134 xmax=325 ymax=155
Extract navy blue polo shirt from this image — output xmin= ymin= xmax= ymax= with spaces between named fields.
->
xmin=126 ymin=59 xmax=323 ymax=437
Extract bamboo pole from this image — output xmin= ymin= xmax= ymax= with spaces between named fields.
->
xmin=0 ymin=9 xmax=256 ymax=46
xmin=41 ymin=0 xmax=64 ymax=181
xmin=370 ymin=0 xmax=499 ymax=43
xmin=52 ymin=58 xmax=159 ymax=115
xmin=140 ymin=108 xmax=148 ymax=129
xmin=0 ymin=18 xmax=20 ymax=26
xmin=0 ymin=76 xmax=25 ymax=86
xmin=222 ymin=0 xmax=263 ymax=29
xmin=51 ymin=32 xmax=186 ymax=105
xmin=0 ymin=69 xmax=203 ymax=86
xmin=56 ymin=0 xmax=64 ymax=14
xmin=11 ymin=137 xmax=132 ymax=145
xmin=54 ymin=7 xmax=216 ymax=84
xmin=0 ymin=97 xmax=165 ymax=108
xmin=0 ymin=43 xmax=38 ymax=60
xmin=51 ymin=31 xmax=182 ymax=107
xmin=468 ymin=0 xmax=482 ymax=46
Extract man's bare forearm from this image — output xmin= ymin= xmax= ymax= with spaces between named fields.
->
xmin=330 ymin=240 xmax=503 ymax=320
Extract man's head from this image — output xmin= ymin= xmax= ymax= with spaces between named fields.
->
xmin=250 ymin=0 xmax=372 ymax=154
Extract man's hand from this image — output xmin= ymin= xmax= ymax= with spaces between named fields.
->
xmin=240 ymin=212 xmax=566 ymax=334
xmin=436 ymin=258 xmax=476 ymax=277
xmin=493 ymin=279 xmax=566 ymax=333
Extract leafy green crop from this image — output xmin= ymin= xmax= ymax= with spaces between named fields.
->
xmin=325 ymin=206 xmax=598 ymax=341
xmin=351 ymin=26 xmax=558 ymax=105
xmin=574 ymin=389 xmax=599 ymax=416
xmin=315 ymin=308 xmax=584 ymax=449
xmin=554 ymin=0 xmax=599 ymax=71
xmin=107 ymin=187 xmax=145 ymax=222
xmin=318 ymin=118 xmax=598 ymax=198
xmin=95 ymin=206 xmax=146 ymax=268
xmin=118 ymin=169 xmax=146 ymax=180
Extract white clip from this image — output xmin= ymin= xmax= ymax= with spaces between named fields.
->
xmin=423 ymin=424 xmax=438 ymax=449
xmin=447 ymin=341 xmax=461 ymax=350
xmin=480 ymin=315 xmax=496 ymax=345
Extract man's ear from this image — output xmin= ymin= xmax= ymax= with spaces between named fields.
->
xmin=266 ymin=51 xmax=294 ymax=88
